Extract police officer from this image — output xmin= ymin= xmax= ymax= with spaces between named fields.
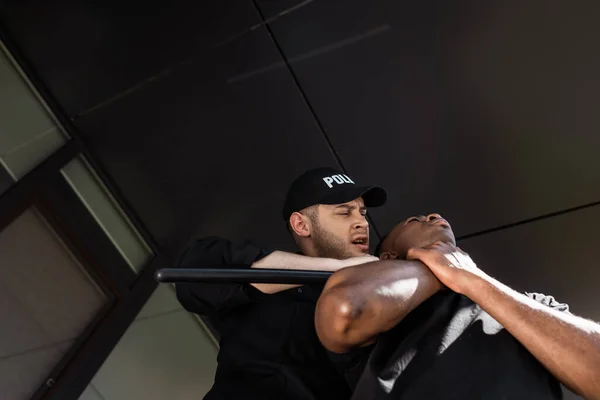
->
xmin=174 ymin=167 xmax=387 ymax=400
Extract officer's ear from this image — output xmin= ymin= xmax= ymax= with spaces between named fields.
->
xmin=379 ymin=251 xmax=398 ymax=260
xmin=289 ymin=212 xmax=311 ymax=238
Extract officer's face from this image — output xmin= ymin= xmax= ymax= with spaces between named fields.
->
xmin=310 ymin=198 xmax=370 ymax=259
xmin=380 ymin=213 xmax=456 ymax=259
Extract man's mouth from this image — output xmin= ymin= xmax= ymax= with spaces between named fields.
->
xmin=352 ymin=236 xmax=369 ymax=251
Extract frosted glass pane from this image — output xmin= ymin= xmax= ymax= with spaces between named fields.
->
xmin=61 ymin=157 xmax=152 ymax=272
xmin=0 ymin=209 xmax=107 ymax=399
xmin=0 ymin=47 xmax=56 ymax=150
xmin=0 ymin=127 xmax=66 ymax=179
xmin=0 ymin=45 xmax=68 ymax=179
xmin=92 ymin=311 xmax=217 ymax=400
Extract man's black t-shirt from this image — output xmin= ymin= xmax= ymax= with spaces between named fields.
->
xmin=348 ymin=290 xmax=569 ymax=400
xmin=174 ymin=237 xmax=351 ymax=400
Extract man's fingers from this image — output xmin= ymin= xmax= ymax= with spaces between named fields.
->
xmin=406 ymin=247 xmax=423 ymax=260
xmin=419 ymin=241 xmax=442 ymax=251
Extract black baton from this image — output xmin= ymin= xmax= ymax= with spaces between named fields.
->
xmin=155 ymin=267 xmax=333 ymax=284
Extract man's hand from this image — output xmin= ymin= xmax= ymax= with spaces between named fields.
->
xmin=407 ymin=241 xmax=488 ymax=294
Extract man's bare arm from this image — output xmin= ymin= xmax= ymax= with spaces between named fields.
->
xmin=315 ymin=260 xmax=443 ymax=353
xmin=408 ymin=242 xmax=600 ymax=400
xmin=465 ymin=277 xmax=600 ymax=399
xmin=250 ymin=251 xmax=378 ymax=294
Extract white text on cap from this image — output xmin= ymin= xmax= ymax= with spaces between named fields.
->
xmin=322 ymin=174 xmax=355 ymax=188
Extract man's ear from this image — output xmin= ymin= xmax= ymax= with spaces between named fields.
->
xmin=289 ymin=212 xmax=311 ymax=238
xmin=379 ymin=251 xmax=398 ymax=260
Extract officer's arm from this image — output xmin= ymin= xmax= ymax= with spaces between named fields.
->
xmin=251 ymin=252 xmax=378 ymax=294
xmin=315 ymin=260 xmax=442 ymax=353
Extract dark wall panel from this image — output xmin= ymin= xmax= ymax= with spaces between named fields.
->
xmin=460 ymin=205 xmax=600 ymax=322
xmin=72 ymin=25 xmax=343 ymax=258
xmin=254 ymin=0 xmax=315 ymax=19
xmin=0 ymin=1 xmax=257 ymax=117
xmin=0 ymin=166 xmax=13 ymax=195
xmin=260 ymin=0 xmax=600 ymax=237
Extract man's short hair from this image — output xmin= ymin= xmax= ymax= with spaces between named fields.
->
xmin=286 ymin=206 xmax=318 ymax=236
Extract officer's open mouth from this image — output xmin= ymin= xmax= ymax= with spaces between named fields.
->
xmin=351 ymin=237 xmax=369 ymax=250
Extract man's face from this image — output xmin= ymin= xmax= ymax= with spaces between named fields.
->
xmin=382 ymin=213 xmax=456 ymax=259
xmin=310 ymin=198 xmax=370 ymax=259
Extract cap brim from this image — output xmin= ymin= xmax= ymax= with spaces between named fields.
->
xmin=320 ymin=185 xmax=387 ymax=208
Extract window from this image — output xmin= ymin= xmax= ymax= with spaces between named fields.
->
xmin=61 ymin=157 xmax=152 ymax=272
xmin=0 ymin=45 xmax=68 ymax=181
xmin=0 ymin=208 xmax=110 ymax=399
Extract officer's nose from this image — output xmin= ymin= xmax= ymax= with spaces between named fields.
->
xmin=353 ymin=215 xmax=369 ymax=230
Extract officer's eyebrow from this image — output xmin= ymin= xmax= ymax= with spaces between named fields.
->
xmin=333 ymin=204 xmax=367 ymax=213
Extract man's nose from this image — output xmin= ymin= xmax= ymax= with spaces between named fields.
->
xmin=426 ymin=213 xmax=443 ymax=222
xmin=353 ymin=215 xmax=369 ymax=230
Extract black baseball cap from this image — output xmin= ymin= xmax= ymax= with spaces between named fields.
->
xmin=282 ymin=167 xmax=387 ymax=221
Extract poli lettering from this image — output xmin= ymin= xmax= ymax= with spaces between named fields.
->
xmin=322 ymin=174 xmax=355 ymax=188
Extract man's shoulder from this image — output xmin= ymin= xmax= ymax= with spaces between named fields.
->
xmin=182 ymin=236 xmax=273 ymax=251
xmin=177 ymin=236 xmax=229 ymax=262
xmin=178 ymin=236 xmax=275 ymax=267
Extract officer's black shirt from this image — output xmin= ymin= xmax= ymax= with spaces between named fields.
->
xmin=346 ymin=290 xmax=569 ymax=400
xmin=174 ymin=237 xmax=351 ymax=400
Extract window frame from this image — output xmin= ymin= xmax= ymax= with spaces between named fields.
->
xmin=0 ymin=26 xmax=172 ymax=400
